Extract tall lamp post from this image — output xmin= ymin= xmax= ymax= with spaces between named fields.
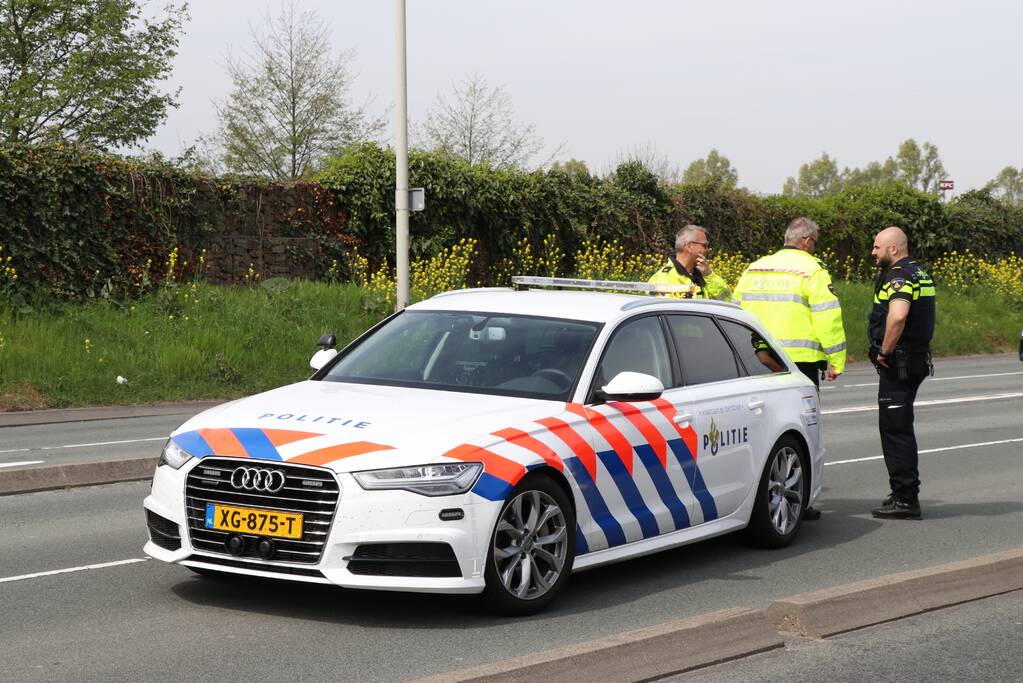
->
xmin=394 ymin=0 xmax=410 ymax=310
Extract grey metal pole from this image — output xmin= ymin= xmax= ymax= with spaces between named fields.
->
xmin=394 ymin=0 xmax=410 ymax=310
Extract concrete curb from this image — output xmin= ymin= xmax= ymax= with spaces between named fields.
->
xmin=767 ymin=547 xmax=1023 ymax=639
xmin=421 ymin=549 xmax=1023 ymax=682
xmin=416 ymin=607 xmax=783 ymax=683
xmin=0 ymin=457 xmax=159 ymax=495
xmin=0 ymin=401 xmax=220 ymax=428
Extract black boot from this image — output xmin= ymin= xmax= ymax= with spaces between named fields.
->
xmin=871 ymin=496 xmax=921 ymax=520
xmin=803 ymin=506 xmax=822 ymax=521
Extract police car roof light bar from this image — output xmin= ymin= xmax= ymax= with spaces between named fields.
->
xmin=511 ymin=275 xmax=698 ymax=296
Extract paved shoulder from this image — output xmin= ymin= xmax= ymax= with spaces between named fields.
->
xmin=0 ymin=401 xmax=221 ymax=428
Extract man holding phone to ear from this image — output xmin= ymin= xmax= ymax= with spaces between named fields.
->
xmin=649 ymin=224 xmax=731 ymax=300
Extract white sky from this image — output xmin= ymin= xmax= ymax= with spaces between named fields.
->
xmin=148 ymin=0 xmax=1023 ymax=195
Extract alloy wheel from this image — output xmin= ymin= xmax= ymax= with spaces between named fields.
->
xmin=767 ymin=445 xmax=804 ymax=535
xmin=492 ymin=489 xmax=569 ymax=600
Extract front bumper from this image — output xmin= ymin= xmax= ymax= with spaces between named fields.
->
xmin=143 ymin=458 xmax=501 ymax=594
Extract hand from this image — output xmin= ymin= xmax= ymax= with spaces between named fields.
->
xmin=695 ymin=255 xmax=711 ymax=275
xmin=876 ymin=353 xmax=891 ymax=369
xmin=826 ymin=365 xmax=841 ymax=381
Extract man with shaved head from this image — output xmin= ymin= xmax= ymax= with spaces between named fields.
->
xmin=868 ymin=226 xmax=935 ymax=520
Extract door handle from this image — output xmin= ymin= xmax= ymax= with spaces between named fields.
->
xmin=748 ymin=399 xmax=765 ymax=411
xmin=673 ymin=413 xmax=693 ymax=426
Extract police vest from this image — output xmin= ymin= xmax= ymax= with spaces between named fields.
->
xmin=648 ymin=256 xmax=731 ymax=300
xmin=732 ymin=247 xmax=847 ymax=372
xmin=869 ymin=257 xmax=935 ymax=351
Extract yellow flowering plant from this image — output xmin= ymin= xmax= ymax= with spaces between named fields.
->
xmin=0 ymin=243 xmax=18 ymax=301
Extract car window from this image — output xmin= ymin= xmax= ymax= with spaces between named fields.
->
xmin=718 ymin=318 xmax=785 ymax=376
xmin=320 ymin=311 xmax=599 ymax=400
xmin=666 ymin=314 xmax=741 ymax=385
xmin=595 ymin=316 xmax=672 ymax=389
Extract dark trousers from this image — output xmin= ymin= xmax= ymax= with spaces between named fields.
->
xmin=877 ymin=354 xmax=930 ymax=500
xmin=796 ymin=361 xmax=824 ymax=389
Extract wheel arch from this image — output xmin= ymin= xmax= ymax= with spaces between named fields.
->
xmin=772 ymin=428 xmax=813 ymax=486
xmin=519 ymin=465 xmax=577 ymax=518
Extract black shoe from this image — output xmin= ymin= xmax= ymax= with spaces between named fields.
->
xmin=803 ymin=506 xmax=822 ymax=521
xmin=872 ymin=496 xmax=921 ymax=520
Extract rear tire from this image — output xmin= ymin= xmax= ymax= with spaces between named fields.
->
xmin=743 ymin=435 xmax=809 ymax=549
xmin=481 ymin=473 xmax=575 ymax=616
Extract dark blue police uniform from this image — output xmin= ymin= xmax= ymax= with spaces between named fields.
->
xmin=868 ymin=257 xmax=935 ymax=506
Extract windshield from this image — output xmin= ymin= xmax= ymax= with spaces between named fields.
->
xmin=321 ymin=311 xmax=600 ymax=400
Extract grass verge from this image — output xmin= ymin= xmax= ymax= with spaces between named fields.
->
xmin=0 ymin=280 xmax=1018 ymax=410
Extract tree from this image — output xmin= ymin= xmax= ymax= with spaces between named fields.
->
xmin=550 ymin=158 xmax=590 ymax=177
xmin=0 ymin=0 xmax=186 ymax=149
xmin=609 ymin=142 xmax=680 ymax=184
xmin=843 ymin=159 xmax=897 ymax=188
xmin=682 ymin=149 xmax=738 ymax=187
xmin=783 ymin=152 xmax=843 ymax=198
xmin=418 ymin=74 xmax=549 ymax=169
xmin=211 ymin=1 xmax=384 ymax=180
xmin=895 ymin=138 xmax=946 ymax=193
xmin=986 ymin=166 xmax=1023 ymax=205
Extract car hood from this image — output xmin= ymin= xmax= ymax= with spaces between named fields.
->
xmin=172 ymin=380 xmax=565 ymax=473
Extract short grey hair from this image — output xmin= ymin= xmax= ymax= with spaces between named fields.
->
xmin=674 ymin=224 xmax=708 ymax=251
xmin=784 ymin=217 xmax=820 ymax=246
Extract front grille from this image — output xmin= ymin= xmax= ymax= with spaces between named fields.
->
xmin=185 ymin=458 xmax=340 ymax=565
xmin=346 ymin=542 xmax=461 ymax=578
xmin=186 ymin=555 xmax=326 ymax=578
xmin=146 ymin=509 xmax=182 ymax=551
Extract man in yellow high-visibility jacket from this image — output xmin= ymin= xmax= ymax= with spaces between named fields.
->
xmin=732 ymin=217 xmax=847 ymax=388
xmin=648 ymin=225 xmax=731 ymax=300
xmin=734 ymin=217 xmax=846 ymax=522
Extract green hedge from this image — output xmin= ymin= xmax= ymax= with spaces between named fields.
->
xmin=2 ymin=142 xmax=1022 ymax=303
xmin=316 ymin=144 xmax=679 ymax=273
xmin=0 ymin=144 xmax=348 ymax=304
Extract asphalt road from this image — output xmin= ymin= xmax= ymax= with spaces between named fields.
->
xmin=0 ymin=413 xmax=190 ymax=469
xmin=1 ymin=353 xmax=1022 ymax=681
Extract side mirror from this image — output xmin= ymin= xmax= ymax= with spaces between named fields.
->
xmin=599 ymin=371 xmax=664 ymax=402
xmin=311 ymin=332 xmax=338 ymax=371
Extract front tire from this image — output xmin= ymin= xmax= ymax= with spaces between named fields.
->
xmin=482 ymin=473 xmax=575 ymax=616
xmin=744 ymin=436 xmax=809 ymax=548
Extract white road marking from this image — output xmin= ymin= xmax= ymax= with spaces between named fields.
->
xmin=826 ymin=437 xmax=1023 ymax=466
xmin=0 ymin=558 xmax=147 ymax=584
xmin=839 ymin=370 xmax=1023 ymax=389
xmin=0 ymin=436 xmax=166 ymax=455
xmin=823 ymin=392 xmax=1023 ymax=415
xmin=0 ymin=460 xmax=44 ymax=468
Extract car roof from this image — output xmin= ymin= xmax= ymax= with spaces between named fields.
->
xmin=409 ymin=287 xmax=748 ymax=324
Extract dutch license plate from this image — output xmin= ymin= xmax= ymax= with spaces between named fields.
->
xmin=205 ymin=503 xmax=303 ymax=540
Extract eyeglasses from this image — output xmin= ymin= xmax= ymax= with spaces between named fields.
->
xmin=688 ymin=241 xmax=709 ymax=248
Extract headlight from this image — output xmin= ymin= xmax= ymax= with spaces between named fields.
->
xmin=352 ymin=462 xmax=482 ymax=496
xmin=158 ymin=439 xmax=194 ymax=470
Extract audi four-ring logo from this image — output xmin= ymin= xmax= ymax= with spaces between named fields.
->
xmin=230 ymin=466 xmax=286 ymax=493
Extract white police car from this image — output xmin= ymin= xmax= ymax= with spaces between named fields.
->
xmin=143 ymin=277 xmax=823 ymax=614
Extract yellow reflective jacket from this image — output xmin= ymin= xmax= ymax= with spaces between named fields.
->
xmin=731 ymin=247 xmax=847 ymax=373
xmin=648 ymin=257 xmax=731 ymax=300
